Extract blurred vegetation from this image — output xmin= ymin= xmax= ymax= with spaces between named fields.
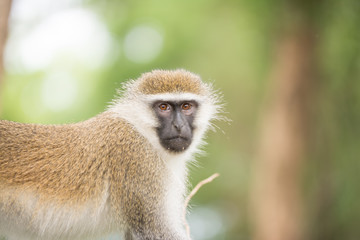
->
xmin=1 ymin=0 xmax=360 ymax=239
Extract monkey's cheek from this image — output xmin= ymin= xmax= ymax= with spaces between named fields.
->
xmin=162 ymin=138 xmax=191 ymax=152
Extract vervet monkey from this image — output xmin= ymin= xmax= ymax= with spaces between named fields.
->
xmin=0 ymin=69 xmax=222 ymax=240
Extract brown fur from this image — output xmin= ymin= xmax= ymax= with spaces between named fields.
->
xmin=0 ymin=113 xmax=111 ymax=204
xmin=136 ymin=69 xmax=207 ymax=95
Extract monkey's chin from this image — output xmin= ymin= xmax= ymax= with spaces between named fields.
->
xmin=162 ymin=137 xmax=191 ymax=153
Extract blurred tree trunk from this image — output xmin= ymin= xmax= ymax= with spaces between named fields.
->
xmin=0 ymin=0 xmax=12 ymax=115
xmin=251 ymin=3 xmax=319 ymax=240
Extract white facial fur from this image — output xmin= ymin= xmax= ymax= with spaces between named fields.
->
xmin=109 ymin=92 xmax=220 ymax=160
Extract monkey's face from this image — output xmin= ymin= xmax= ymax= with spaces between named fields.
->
xmin=110 ymin=70 xmax=221 ymax=156
xmin=153 ymin=100 xmax=197 ymax=152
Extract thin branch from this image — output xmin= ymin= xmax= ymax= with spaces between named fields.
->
xmin=182 ymin=173 xmax=220 ymax=239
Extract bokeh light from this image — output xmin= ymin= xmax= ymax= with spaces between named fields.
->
xmin=124 ymin=25 xmax=163 ymax=64
xmin=5 ymin=7 xmax=115 ymax=73
xmin=41 ymin=71 xmax=78 ymax=112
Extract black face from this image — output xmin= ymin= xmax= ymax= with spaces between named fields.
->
xmin=153 ymin=100 xmax=198 ymax=152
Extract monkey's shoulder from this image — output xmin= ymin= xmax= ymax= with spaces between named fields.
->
xmin=88 ymin=112 xmax=151 ymax=147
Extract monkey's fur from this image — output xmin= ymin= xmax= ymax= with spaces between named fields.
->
xmin=0 ymin=69 xmax=221 ymax=240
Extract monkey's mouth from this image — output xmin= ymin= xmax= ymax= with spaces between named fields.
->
xmin=166 ymin=136 xmax=188 ymax=141
xmin=162 ymin=136 xmax=191 ymax=152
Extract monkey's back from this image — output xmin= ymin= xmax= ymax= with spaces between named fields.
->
xmin=0 ymin=112 xmax=154 ymax=202
xmin=0 ymin=112 xmax=165 ymax=239
xmin=0 ymin=119 xmax=102 ymax=201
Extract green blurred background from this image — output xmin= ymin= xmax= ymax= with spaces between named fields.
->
xmin=1 ymin=0 xmax=360 ymax=239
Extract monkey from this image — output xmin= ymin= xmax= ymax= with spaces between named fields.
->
xmin=0 ymin=69 xmax=222 ymax=240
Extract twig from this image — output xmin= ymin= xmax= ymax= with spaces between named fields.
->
xmin=182 ymin=173 xmax=220 ymax=239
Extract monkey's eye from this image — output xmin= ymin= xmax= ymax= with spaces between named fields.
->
xmin=181 ymin=103 xmax=192 ymax=110
xmin=159 ymin=103 xmax=170 ymax=111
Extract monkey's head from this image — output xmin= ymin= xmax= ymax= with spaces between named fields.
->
xmin=110 ymin=69 xmax=222 ymax=155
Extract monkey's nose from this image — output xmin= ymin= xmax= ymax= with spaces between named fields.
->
xmin=173 ymin=122 xmax=184 ymax=131
xmin=172 ymin=114 xmax=186 ymax=132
